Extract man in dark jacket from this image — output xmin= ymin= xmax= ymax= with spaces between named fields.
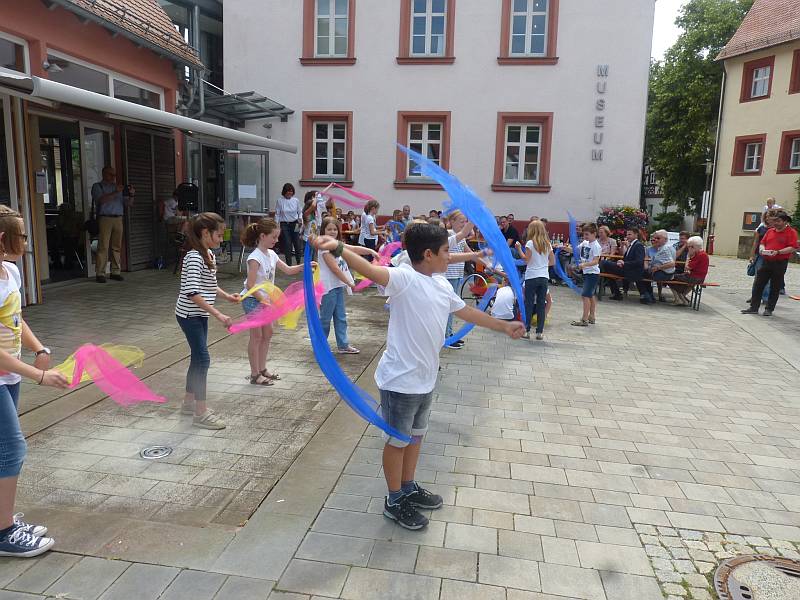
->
xmin=600 ymin=227 xmax=648 ymax=302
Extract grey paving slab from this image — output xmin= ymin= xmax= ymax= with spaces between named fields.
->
xmin=44 ymin=556 xmax=130 ymax=600
xmin=599 ymin=571 xmax=664 ymax=600
xmin=575 ymin=541 xmax=653 ymax=576
xmin=213 ymin=576 xmax=274 ymax=600
xmin=415 ymin=546 xmax=477 ymax=582
xmin=439 ymin=579 xmax=505 ymax=600
xmin=98 ymin=563 xmax=179 ymax=600
xmin=277 ymin=559 xmax=349 ymax=597
xmin=367 ymin=541 xmax=419 ymax=573
xmin=539 ymin=562 xmax=606 ymax=600
xmin=160 ymin=570 xmax=227 ymax=600
xmin=6 ymin=552 xmax=80 ymax=594
xmin=296 ymin=532 xmax=373 ymax=567
xmin=478 ymin=554 xmax=541 ymax=591
xmin=340 ymin=567 xmax=440 ymax=600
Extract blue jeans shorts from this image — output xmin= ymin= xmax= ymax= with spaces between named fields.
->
xmin=379 ymin=389 xmax=433 ymax=448
xmin=581 ymin=273 xmax=599 ymax=298
xmin=0 ymin=383 xmax=25 ymax=478
xmin=242 ymin=296 xmax=261 ymax=314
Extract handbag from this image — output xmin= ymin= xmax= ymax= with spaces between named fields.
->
xmin=746 ymin=260 xmax=757 ymax=277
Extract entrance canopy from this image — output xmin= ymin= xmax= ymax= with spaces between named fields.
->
xmin=0 ymin=69 xmax=296 ymax=153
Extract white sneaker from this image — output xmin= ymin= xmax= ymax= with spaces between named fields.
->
xmin=193 ymin=410 xmax=226 ymax=430
xmin=12 ymin=513 xmax=46 ymax=537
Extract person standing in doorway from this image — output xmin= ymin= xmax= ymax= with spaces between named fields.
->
xmin=92 ymin=166 xmax=134 ymax=283
xmin=275 ymin=183 xmax=303 ymax=266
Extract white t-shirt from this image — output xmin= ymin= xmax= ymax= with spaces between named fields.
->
xmin=391 ymin=250 xmax=411 ymax=268
xmin=524 ymin=240 xmax=551 ymax=280
xmin=375 ymin=264 xmax=466 ymax=394
xmin=315 ymin=194 xmax=327 ymax=226
xmin=359 ymin=213 xmax=377 ymax=244
xmin=319 ymin=248 xmax=354 ymax=294
xmin=490 ymin=286 xmax=516 ymax=321
xmin=0 ymin=263 xmax=22 ymax=385
xmin=578 ymin=240 xmax=602 ymax=274
xmin=241 ymin=247 xmax=278 ymax=295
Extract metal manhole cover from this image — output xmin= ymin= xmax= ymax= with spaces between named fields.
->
xmin=714 ymin=555 xmax=800 ymax=599
xmin=140 ymin=446 xmax=173 ymax=460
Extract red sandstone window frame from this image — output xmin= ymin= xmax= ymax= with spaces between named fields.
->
xmin=300 ymin=111 xmax=354 ymax=187
xmin=731 ymin=133 xmax=767 ymax=176
xmin=498 ymin=0 xmax=559 ymax=66
xmin=739 ymin=56 xmax=775 ymax=103
xmin=300 ymin=0 xmax=357 ymax=66
xmin=492 ymin=112 xmax=553 ymax=192
xmin=790 ymin=49 xmax=800 ymax=94
xmin=397 ymin=0 xmax=456 ymax=64
xmin=394 ymin=111 xmax=451 ymax=189
xmin=777 ymin=129 xmax=800 ymax=174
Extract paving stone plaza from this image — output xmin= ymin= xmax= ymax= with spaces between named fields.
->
xmin=0 ymin=257 xmax=798 ymax=599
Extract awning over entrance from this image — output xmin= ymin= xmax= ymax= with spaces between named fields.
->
xmin=202 ymin=81 xmax=294 ymax=125
xmin=0 ymin=69 xmax=296 ymax=153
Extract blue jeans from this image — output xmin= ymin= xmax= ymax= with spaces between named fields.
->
xmin=581 ymin=273 xmax=599 ymax=298
xmin=0 ymin=383 xmax=25 ymax=478
xmin=379 ymin=389 xmax=433 ymax=448
xmin=445 ymin=278 xmax=461 ymax=337
xmin=524 ymin=277 xmax=548 ymax=334
xmin=176 ymin=316 xmax=210 ymax=402
xmin=320 ymin=287 xmax=349 ymax=349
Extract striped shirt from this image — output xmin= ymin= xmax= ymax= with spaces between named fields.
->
xmin=445 ymin=233 xmax=468 ymax=279
xmin=175 ymin=250 xmax=218 ymax=318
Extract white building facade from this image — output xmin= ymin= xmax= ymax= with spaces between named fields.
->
xmin=224 ymin=0 xmax=655 ymax=221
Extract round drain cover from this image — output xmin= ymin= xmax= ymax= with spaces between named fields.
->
xmin=140 ymin=446 xmax=173 ymax=460
xmin=714 ymin=555 xmax=800 ymax=599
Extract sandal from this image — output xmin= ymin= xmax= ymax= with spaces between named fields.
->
xmin=260 ymin=370 xmax=281 ymax=380
xmin=337 ymin=346 xmax=360 ymax=354
xmin=571 ymin=320 xmax=589 ymax=327
xmin=249 ymin=374 xmax=274 ymax=386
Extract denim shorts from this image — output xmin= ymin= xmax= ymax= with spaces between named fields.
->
xmin=581 ymin=273 xmax=599 ymax=298
xmin=379 ymin=389 xmax=433 ymax=448
xmin=0 ymin=383 xmax=25 ymax=478
xmin=242 ymin=296 xmax=261 ymax=314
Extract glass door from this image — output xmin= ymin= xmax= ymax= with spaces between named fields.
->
xmin=80 ymin=124 xmax=113 ymax=277
xmin=224 ymin=150 xmax=268 ymax=258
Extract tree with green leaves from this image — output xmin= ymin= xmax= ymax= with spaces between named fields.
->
xmin=645 ymin=0 xmax=754 ymax=214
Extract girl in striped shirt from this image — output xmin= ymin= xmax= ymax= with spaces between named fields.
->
xmin=175 ymin=212 xmax=240 ymax=430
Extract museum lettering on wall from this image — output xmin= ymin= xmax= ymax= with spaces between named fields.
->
xmin=593 ymin=64 xmax=609 ymax=161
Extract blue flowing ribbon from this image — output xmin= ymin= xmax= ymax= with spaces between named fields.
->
xmin=443 ymin=284 xmax=498 ymax=347
xmin=553 ymin=248 xmax=581 ymax=293
xmin=303 ymin=243 xmax=410 ymax=442
xmin=398 ymin=144 xmax=526 ymax=319
xmin=385 ymin=220 xmax=405 ymax=243
xmin=567 ymin=212 xmax=580 ymax=266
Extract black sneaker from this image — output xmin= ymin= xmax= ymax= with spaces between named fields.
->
xmin=763 ymin=309 xmax=773 ymax=316
xmin=109 ymin=274 xmax=124 ymax=281
xmin=453 ymin=340 xmax=465 ymax=348
xmin=404 ymin=483 xmax=443 ymax=509
xmin=741 ymin=308 xmax=759 ymax=314
xmin=383 ymin=497 xmax=429 ymax=530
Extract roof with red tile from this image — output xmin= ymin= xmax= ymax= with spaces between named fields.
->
xmin=55 ymin=0 xmax=203 ymax=68
xmin=717 ymin=0 xmax=800 ymax=60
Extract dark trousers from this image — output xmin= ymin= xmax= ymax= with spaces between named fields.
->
xmin=280 ymin=221 xmax=303 ymax=266
xmin=750 ymin=260 xmax=788 ymax=311
xmin=524 ymin=277 xmax=548 ymax=334
xmin=177 ymin=315 xmax=210 ymax=402
xmin=600 ymin=260 xmax=649 ymax=298
xmin=363 ymin=238 xmax=377 ymax=262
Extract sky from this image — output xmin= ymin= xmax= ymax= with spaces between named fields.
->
xmin=651 ymin=0 xmax=685 ymax=59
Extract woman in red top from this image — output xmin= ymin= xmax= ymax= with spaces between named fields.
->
xmin=668 ymin=236 xmax=708 ymax=306
xmin=742 ymin=211 xmax=799 ymax=316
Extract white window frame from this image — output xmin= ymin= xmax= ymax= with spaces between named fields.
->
xmin=312 ymin=121 xmax=347 ymax=178
xmin=46 ymin=50 xmax=164 ymax=110
xmin=509 ymin=0 xmax=548 ymax=57
xmin=751 ymin=66 xmax=770 ymax=98
xmin=0 ymin=31 xmax=30 ymax=75
xmin=790 ymin=138 xmax=800 ymax=170
xmin=743 ymin=142 xmax=762 ymax=173
xmin=410 ymin=0 xmax=447 ymax=57
xmin=314 ymin=0 xmax=349 ymax=58
xmin=503 ymin=123 xmax=541 ymax=184
xmin=407 ymin=121 xmax=442 ymax=178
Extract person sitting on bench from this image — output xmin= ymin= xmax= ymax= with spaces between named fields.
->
xmin=600 ymin=227 xmax=647 ymax=301
xmin=667 ymin=236 xmax=708 ymax=307
xmin=643 ymin=229 xmax=676 ymax=304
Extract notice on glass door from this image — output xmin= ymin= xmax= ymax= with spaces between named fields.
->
xmin=238 ymin=184 xmax=257 ymax=199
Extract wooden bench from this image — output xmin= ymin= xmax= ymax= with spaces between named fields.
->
xmin=597 ymin=273 xmax=719 ymax=311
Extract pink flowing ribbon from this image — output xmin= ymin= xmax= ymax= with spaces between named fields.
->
xmin=229 ymin=281 xmax=325 ymax=333
xmin=353 ymin=242 xmax=403 ymax=291
xmin=329 ymin=182 xmax=375 ymax=201
xmin=69 ymin=344 xmax=166 ymax=407
xmin=323 ymin=193 xmax=366 ymax=209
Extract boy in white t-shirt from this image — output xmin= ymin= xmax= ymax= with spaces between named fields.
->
xmin=571 ymin=222 xmax=602 ymax=327
xmin=312 ymin=224 xmax=524 ymax=530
